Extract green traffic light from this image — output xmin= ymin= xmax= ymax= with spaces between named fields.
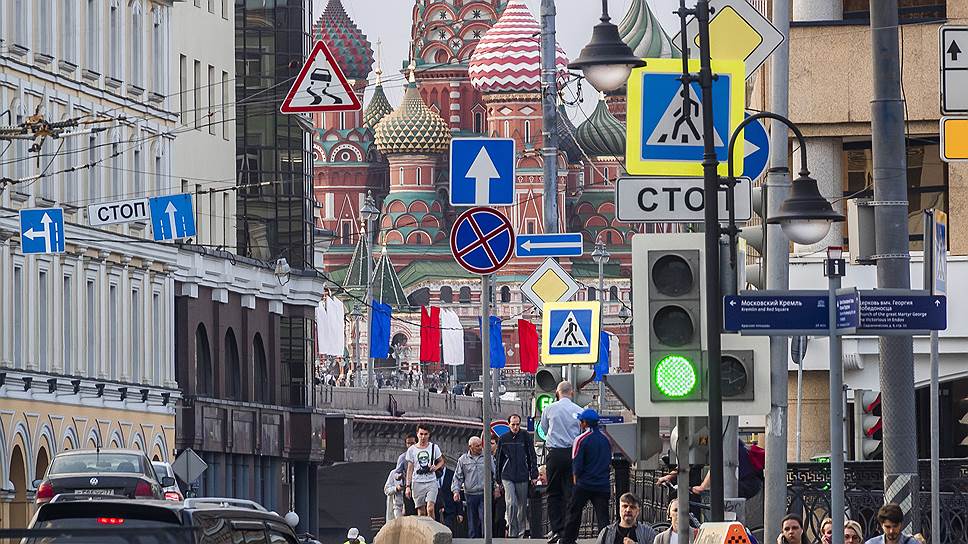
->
xmin=654 ymin=354 xmax=698 ymax=398
xmin=535 ymin=394 xmax=553 ymax=414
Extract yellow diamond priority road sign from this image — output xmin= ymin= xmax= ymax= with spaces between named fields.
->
xmin=675 ymin=0 xmax=784 ymax=78
xmin=520 ymin=258 xmax=580 ymax=311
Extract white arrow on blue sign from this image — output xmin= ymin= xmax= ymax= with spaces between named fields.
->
xmin=20 ymin=208 xmax=66 ymax=255
xmin=450 ymin=138 xmax=515 ymax=206
xmin=149 ymin=193 xmax=197 ymax=242
xmin=743 ymin=114 xmax=770 ymax=181
xmin=515 ymin=233 xmax=583 ymax=258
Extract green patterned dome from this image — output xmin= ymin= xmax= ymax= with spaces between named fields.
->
xmin=374 ymin=81 xmax=450 ymax=155
xmin=576 ymin=96 xmax=626 ymax=158
xmin=619 ymin=0 xmax=680 ymax=58
xmin=363 ymin=83 xmax=393 ymax=129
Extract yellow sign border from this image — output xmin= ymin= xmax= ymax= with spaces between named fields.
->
xmin=625 ymin=58 xmax=746 ymax=177
xmin=541 ymin=301 xmax=601 ymax=365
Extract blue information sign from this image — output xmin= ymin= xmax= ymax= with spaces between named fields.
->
xmin=599 ymin=415 xmax=625 ymax=425
xmin=837 ymin=289 xmax=860 ymax=330
xmin=19 ymin=208 xmax=65 ymax=255
xmin=515 ymin=233 xmax=583 ymax=258
xmin=450 ymin=207 xmax=514 ymax=275
xmin=724 ymin=292 xmax=830 ymax=333
xmin=856 ymin=291 xmax=947 ymax=334
xmin=450 ymin=138 xmax=515 ymax=206
xmin=149 ymin=193 xmax=196 ymax=241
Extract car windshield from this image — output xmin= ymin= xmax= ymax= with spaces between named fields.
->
xmin=152 ymin=464 xmax=167 ymax=481
xmin=48 ymin=453 xmax=145 ymax=475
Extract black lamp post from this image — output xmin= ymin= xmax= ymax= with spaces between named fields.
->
xmin=568 ymin=0 xmax=646 ymax=92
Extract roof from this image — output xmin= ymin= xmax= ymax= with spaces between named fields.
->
xmin=468 ymin=0 xmax=569 ymax=94
xmin=341 ymin=225 xmax=372 ymax=292
xmin=372 ymin=247 xmax=410 ymax=309
xmin=576 ymin=96 xmax=626 ymax=158
xmin=619 ymin=0 xmax=681 ymax=59
xmin=313 ymin=0 xmax=374 ymax=81
xmin=396 ymin=260 xmax=476 ymax=289
xmin=363 ymin=83 xmax=393 ymax=129
xmin=374 ymin=80 xmax=450 ymax=155
xmin=570 ymin=260 xmax=626 ymax=279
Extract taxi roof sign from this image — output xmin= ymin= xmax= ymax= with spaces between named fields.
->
xmin=695 ymin=522 xmax=752 ymax=544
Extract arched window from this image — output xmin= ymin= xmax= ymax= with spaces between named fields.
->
xmin=86 ymin=0 xmax=99 ymax=71
xmin=587 ymin=287 xmax=597 ymax=301
xmin=500 ymin=286 xmax=511 ymax=303
xmin=225 ymin=329 xmax=242 ymax=400
xmin=610 ymin=286 xmax=619 ymax=301
xmin=195 ymin=324 xmax=212 ymax=396
xmin=459 ymin=286 xmax=472 ymax=304
xmin=109 ymin=1 xmax=121 ymax=79
xmin=130 ymin=2 xmax=144 ymax=88
xmin=524 ymin=120 xmax=532 ymax=144
xmin=253 ymin=334 xmax=269 ymax=404
xmin=36 ymin=0 xmax=52 ymax=56
xmin=440 ymin=286 xmax=453 ymax=303
xmin=13 ymin=0 xmax=27 ymax=47
xmin=398 ymin=167 xmax=404 ymax=185
xmin=416 ymin=168 xmax=422 ymax=185
xmin=151 ymin=7 xmax=163 ymax=92
xmin=504 ymin=120 xmax=510 ymax=138
xmin=474 ymin=112 xmax=483 ymax=134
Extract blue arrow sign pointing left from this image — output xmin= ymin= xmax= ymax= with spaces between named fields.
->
xmin=515 ymin=233 xmax=583 ymax=258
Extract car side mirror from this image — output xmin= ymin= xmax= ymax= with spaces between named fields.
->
xmin=31 ymin=479 xmax=42 ymax=488
xmin=161 ymin=477 xmax=175 ymax=487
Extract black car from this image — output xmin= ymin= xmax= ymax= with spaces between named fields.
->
xmin=34 ymin=449 xmax=172 ymax=504
xmin=24 ymin=495 xmax=303 ymax=544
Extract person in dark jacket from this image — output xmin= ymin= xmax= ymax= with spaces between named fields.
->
xmin=435 ymin=468 xmax=465 ymax=537
xmin=594 ymin=492 xmax=657 ymax=544
xmin=560 ymin=408 xmax=612 ymax=544
xmin=495 ymin=414 xmax=538 ymax=538
xmin=490 ymin=436 xmax=507 ymax=537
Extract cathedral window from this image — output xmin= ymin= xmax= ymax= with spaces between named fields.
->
xmin=459 ymin=287 xmax=472 ymax=304
xmin=440 ymin=286 xmax=453 ymax=304
xmin=524 ymin=121 xmax=532 ymax=144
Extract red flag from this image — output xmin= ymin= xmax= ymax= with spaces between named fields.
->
xmin=518 ymin=319 xmax=539 ymax=374
xmin=420 ymin=306 xmax=441 ymax=364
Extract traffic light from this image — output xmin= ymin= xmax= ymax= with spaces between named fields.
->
xmin=533 ymin=366 xmax=561 ymax=441
xmin=716 ymin=333 xmax=770 ymax=415
xmin=853 ymin=389 xmax=882 ymax=460
xmin=740 ymin=187 xmax=765 ymax=290
xmin=632 ymin=233 xmax=707 ymax=417
xmin=572 ymin=366 xmax=596 ymax=408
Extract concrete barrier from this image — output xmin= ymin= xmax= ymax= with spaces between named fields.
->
xmin=374 ymin=516 xmax=452 ymax=544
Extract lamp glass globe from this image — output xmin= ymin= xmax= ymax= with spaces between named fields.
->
xmin=582 ymin=64 xmax=634 ymax=92
xmin=780 ymin=219 xmax=832 ymax=245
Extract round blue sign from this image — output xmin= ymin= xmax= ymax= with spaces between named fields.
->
xmin=743 ymin=113 xmax=771 ymax=181
xmin=450 ymin=207 xmax=515 ymax=275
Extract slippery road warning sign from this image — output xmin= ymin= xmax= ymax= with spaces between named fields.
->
xmin=280 ymin=41 xmax=362 ymax=114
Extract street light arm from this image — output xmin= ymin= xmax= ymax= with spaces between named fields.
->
xmin=727 ymin=111 xmax=809 ymax=179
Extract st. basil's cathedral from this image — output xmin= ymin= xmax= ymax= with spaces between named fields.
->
xmin=312 ymin=0 xmax=680 ymax=385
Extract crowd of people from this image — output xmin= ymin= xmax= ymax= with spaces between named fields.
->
xmin=778 ymin=503 xmax=926 ymax=544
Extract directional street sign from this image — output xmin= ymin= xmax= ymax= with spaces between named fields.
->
xmin=941 ymin=117 xmax=968 ymax=162
xmin=723 ymin=290 xmax=859 ymax=335
xmin=940 ymin=25 xmax=968 ymax=114
xmin=743 ymin=114 xmax=771 ymax=180
xmin=149 ymin=193 xmax=197 ymax=242
xmin=171 ymin=448 xmax=208 ymax=484
xmin=20 ymin=208 xmax=65 ymax=255
xmin=675 ymin=0 xmax=784 ymax=78
xmin=541 ymin=301 xmax=600 ymax=365
xmin=626 ymin=58 xmax=745 ymax=177
xmin=515 ymin=233 xmax=583 ymax=258
xmin=856 ymin=290 xmax=947 ymax=335
xmin=450 ymin=138 xmax=516 ymax=206
xmin=280 ymin=41 xmax=362 ymax=114
xmin=520 ymin=258 xmax=581 ymax=311
xmin=450 ymin=207 xmax=514 ymax=275
xmin=615 ymin=176 xmax=752 ymax=223
xmin=88 ymin=197 xmax=150 ymax=227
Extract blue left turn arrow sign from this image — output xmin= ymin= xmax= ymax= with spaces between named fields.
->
xmin=515 ymin=233 xmax=583 ymax=258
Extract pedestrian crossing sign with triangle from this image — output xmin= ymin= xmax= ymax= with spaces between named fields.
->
xmin=626 ymin=58 xmax=745 ymax=177
xmin=541 ymin=301 xmax=601 ymax=365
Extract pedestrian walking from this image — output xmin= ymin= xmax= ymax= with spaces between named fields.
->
xmin=490 ymin=436 xmax=507 ymax=538
xmin=496 ymin=414 xmax=539 ymax=538
xmin=452 ymin=436 xmax=494 ymax=538
xmin=396 ymin=433 xmax=417 ymax=516
xmin=777 ymin=514 xmax=804 ymax=544
xmin=405 ymin=423 xmax=445 ymax=519
xmin=593 ymin=492 xmax=657 ymax=544
xmin=560 ymin=408 xmax=612 ymax=544
xmin=864 ymin=504 xmax=921 ymax=544
xmin=539 ymin=381 xmax=584 ymax=543
xmin=436 ymin=467 xmax=464 ymax=536
xmin=383 ymin=468 xmax=404 ymax=522
xmin=844 ymin=520 xmax=864 ymax=544
xmin=653 ymin=499 xmax=697 ymax=544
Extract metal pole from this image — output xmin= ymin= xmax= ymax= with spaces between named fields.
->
xmin=481 ymin=274 xmax=494 ymax=544
xmin=364 ymin=220 xmax=375 ymax=388
xmin=677 ymin=417 xmax=691 ymax=544
xmin=924 ymin=210 xmax=941 ymax=543
xmin=490 ymin=275 xmax=500 ymax=400
xmin=354 ymin=311 xmax=362 ymax=387
xmin=827 ymin=257 xmax=844 ymax=544
xmin=694 ymin=0 xmax=725 ymax=520
xmin=795 ymin=360 xmax=803 ymax=462
xmin=870 ymin=0 xmax=918 ymax=530
xmin=540 ymin=0 xmax=559 ymax=234
xmin=597 ymin=242 xmax=607 ymax=411
xmin=719 ymin=236 xmax=739 ymax=500
xmin=764 ymin=0 xmax=792 ymax=537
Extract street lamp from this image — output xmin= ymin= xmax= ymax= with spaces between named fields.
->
xmin=592 ymin=240 xmax=610 ymax=410
xmin=568 ymin=0 xmax=647 ymax=92
xmin=360 ymin=191 xmax=380 ymax=388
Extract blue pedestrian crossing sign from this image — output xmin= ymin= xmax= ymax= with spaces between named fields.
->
xmin=149 ymin=193 xmax=197 ymax=242
xmin=626 ymin=58 xmax=745 ymax=177
xmin=541 ymin=301 xmax=601 ymax=365
xmin=19 ymin=208 xmax=65 ymax=255
xmin=450 ymin=207 xmax=515 ymax=275
xmin=450 ymin=138 xmax=516 ymax=206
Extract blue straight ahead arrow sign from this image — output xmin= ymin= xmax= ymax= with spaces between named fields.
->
xmin=515 ymin=233 xmax=583 ymax=258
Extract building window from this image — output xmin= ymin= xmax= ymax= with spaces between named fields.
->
xmin=843 ymin=137 xmax=947 ymax=250
xmin=152 ymin=8 xmax=163 ymax=92
xmin=131 ymin=4 xmax=144 ymax=87
xmin=416 ymin=168 xmax=422 ymax=185
xmin=459 ymin=286 xmax=472 ymax=304
xmin=13 ymin=0 xmax=27 ymax=47
xmin=131 ymin=289 xmax=141 ymax=383
xmin=473 ymin=112 xmax=483 ymax=134
xmin=843 ymin=0 xmax=945 ymax=22
xmin=208 ymin=65 xmax=216 ymax=135
xmin=339 ymin=112 xmax=345 ymax=130
xmin=340 ymin=220 xmax=352 ymax=245
xmin=88 ymin=134 xmax=99 ymax=200
xmin=109 ymin=2 xmax=120 ymax=79
xmin=253 ymin=334 xmax=269 ymax=403
xmin=440 ymin=286 xmax=453 ymax=303
xmin=222 ymin=71 xmax=229 ymax=139
xmin=64 ymin=276 xmax=73 ymax=375
xmin=225 ymin=330 xmax=242 ymax=399
xmin=86 ymin=279 xmax=96 ymax=377
xmin=109 ymin=284 xmax=118 ymax=378
xmin=587 ymin=286 xmax=597 ymax=301
xmin=152 ymin=293 xmax=161 ymax=383
xmin=500 ymin=286 xmax=511 ymax=303
xmin=398 ymin=167 xmax=404 ymax=185
xmin=13 ymin=267 xmax=22 ymax=368
xmin=524 ymin=120 xmax=532 ymax=144
xmin=208 ymin=0 xmax=214 ymax=12
xmin=112 ymin=141 xmax=122 ymax=197
xmin=194 ymin=60 xmax=202 ymax=128
xmin=196 ymin=324 xmax=212 ymax=396
xmin=154 ymin=154 xmax=163 ymax=195
xmin=179 ymin=55 xmax=188 ymax=123
xmin=133 ymin=145 xmax=144 ymax=190
xmin=86 ymin=0 xmax=98 ymax=71
xmin=39 ymin=271 xmax=48 ymax=371
xmin=610 ymin=286 xmax=619 ymax=301
xmin=504 ymin=120 xmax=510 ymax=138
xmin=526 ymin=219 xmax=536 ymax=235
xmin=36 ymin=0 xmax=52 ymax=56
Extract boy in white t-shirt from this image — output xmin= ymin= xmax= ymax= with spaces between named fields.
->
xmin=405 ymin=423 xmax=446 ymax=519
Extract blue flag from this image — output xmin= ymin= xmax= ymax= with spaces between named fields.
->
xmin=480 ymin=316 xmax=506 ymax=369
xmin=594 ymin=331 xmax=610 ymax=381
xmin=370 ymin=301 xmax=392 ymax=358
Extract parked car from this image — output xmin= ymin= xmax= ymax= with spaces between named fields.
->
xmin=33 ymin=449 xmax=172 ymax=504
xmin=151 ymin=461 xmax=183 ymax=501
xmin=25 ymin=495 xmax=302 ymax=544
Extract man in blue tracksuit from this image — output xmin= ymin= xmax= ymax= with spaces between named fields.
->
xmin=560 ymin=408 xmax=612 ymax=544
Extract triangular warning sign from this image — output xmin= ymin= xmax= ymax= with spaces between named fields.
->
xmin=646 ymin=82 xmax=724 ymax=147
xmin=280 ymin=41 xmax=362 ymax=114
xmin=551 ymin=311 xmax=589 ymax=348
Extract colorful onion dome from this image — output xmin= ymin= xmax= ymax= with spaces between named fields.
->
xmin=575 ymin=95 xmax=626 ymax=158
xmin=374 ymin=79 xmax=450 ymax=155
xmin=363 ymin=82 xmax=393 ymax=129
xmin=314 ymin=0 xmax=374 ymax=81
xmin=468 ymin=0 xmax=569 ymax=94
xmin=618 ymin=0 xmax=680 ymax=58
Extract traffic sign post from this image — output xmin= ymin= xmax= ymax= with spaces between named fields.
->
xmin=450 ymin=138 xmax=516 ymax=206
xmin=675 ymin=0 xmax=784 ymax=78
xmin=88 ymin=198 xmax=150 ymax=227
xmin=280 ymin=41 xmax=362 ymax=114
xmin=519 ymin=258 xmax=580 ymax=311
xmin=924 ymin=209 xmax=947 ymax=544
xmin=941 ymin=25 xmax=968 ymax=115
xmin=149 ymin=194 xmax=197 ymax=242
xmin=171 ymin=448 xmax=208 ymax=485
xmin=540 ymin=301 xmax=600 ymax=365
xmin=450 ymin=207 xmax=514 ymax=275
xmin=615 ymin=176 xmax=752 ymax=223
xmin=20 ymin=208 xmax=65 ymax=255
xmin=626 ymin=58 xmax=745 ymax=177
xmin=515 ymin=233 xmax=583 ymax=258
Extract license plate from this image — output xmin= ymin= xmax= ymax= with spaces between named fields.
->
xmin=76 ymin=489 xmax=115 ymax=495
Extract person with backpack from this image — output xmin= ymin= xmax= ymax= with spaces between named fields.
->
xmin=405 ymin=423 xmax=445 ymax=519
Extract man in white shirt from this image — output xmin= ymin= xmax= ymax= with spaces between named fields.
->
xmin=539 ymin=381 xmax=584 ymax=543
xmin=405 ymin=423 xmax=446 ymax=519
